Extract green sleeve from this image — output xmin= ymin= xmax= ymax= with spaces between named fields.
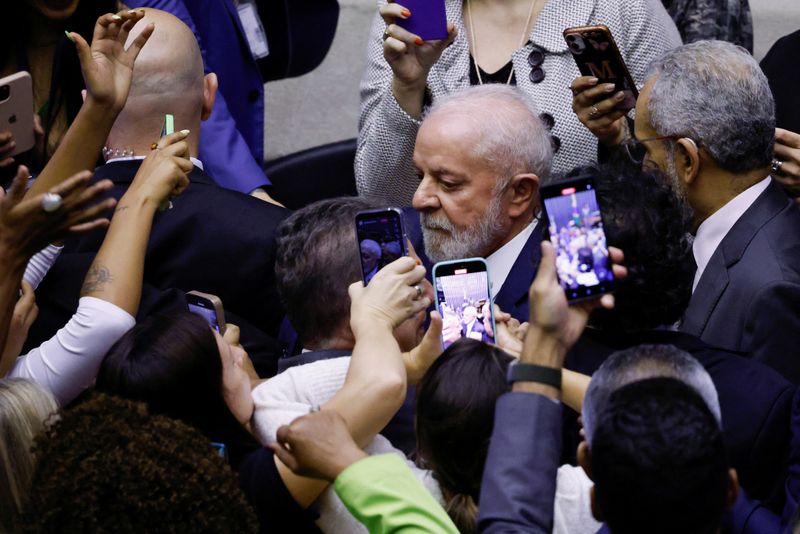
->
xmin=333 ymin=454 xmax=459 ymax=534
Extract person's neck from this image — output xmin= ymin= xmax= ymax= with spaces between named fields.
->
xmin=486 ymin=212 xmax=535 ymax=256
xmin=106 ymin=120 xmax=202 ymax=159
xmin=689 ymin=166 xmax=769 ymax=231
xmin=26 ymin=7 xmax=63 ymax=48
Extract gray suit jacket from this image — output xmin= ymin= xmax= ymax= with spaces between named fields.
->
xmin=681 ymin=180 xmax=800 ymax=383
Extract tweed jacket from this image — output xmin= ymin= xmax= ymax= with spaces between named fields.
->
xmin=355 ymin=0 xmax=681 ymax=205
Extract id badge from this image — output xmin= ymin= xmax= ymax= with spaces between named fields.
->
xmin=236 ymin=0 xmax=269 ymax=59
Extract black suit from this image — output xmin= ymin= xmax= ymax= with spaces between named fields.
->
xmin=66 ymin=160 xmax=290 ymax=337
xmin=681 ymin=180 xmax=800 ymax=383
xmin=567 ymin=328 xmax=795 ymax=508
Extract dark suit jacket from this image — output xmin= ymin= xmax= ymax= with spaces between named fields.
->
xmin=403 ymin=209 xmax=543 ymax=322
xmin=680 ymin=180 xmax=800 ymax=383
xmin=566 ymin=328 xmax=795 ymax=508
xmin=66 ymin=160 xmax=290 ymax=337
xmin=478 ymin=392 xmax=562 ymax=533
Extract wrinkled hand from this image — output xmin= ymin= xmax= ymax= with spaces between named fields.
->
xmin=269 ymin=410 xmax=367 ymax=482
xmin=522 ymin=241 xmax=627 ymax=365
xmin=348 ymin=256 xmax=430 ymax=335
xmin=773 ymin=128 xmax=800 ymax=197
xmin=381 ymin=3 xmax=457 ymax=91
xmin=69 ymin=9 xmax=154 ymax=112
xmin=1 ymin=281 xmax=38 ymax=375
xmin=571 ymin=76 xmax=629 ymax=147
xmin=126 ymin=130 xmax=192 ymax=207
xmin=403 ymin=311 xmax=443 ymax=383
xmin=0 ymin=166 xmax=116 ymax=261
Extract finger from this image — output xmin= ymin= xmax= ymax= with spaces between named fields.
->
xmin=384 ymin=23 xmax=422 ymax=47
xmin=384 ymin=36 xmax=409 ymax=58
xmin=17 ymin=280 xmax=36 ymax=310
xmin=410 ymin=295 xmax=433 ymax=316
xmin=33 ymin=115 xmax=44 ymax=136
xmin=773 ymin=142 xmax=800 ymax=162
xmin=156 ymin=130 xmax=191 ymax=151
xmin=65 ymin=198 xmax=117 ymax=229
xmin=223 ymin=323 xmax=241 ymax=346
xmin=267 ymin=443 xmax=300 ymax=473
xmin=570 ymin=76 xmax=599 ymax=93
xmin=776 ymin=128 xmax=800 ymax=150
xmin=8 ymin=166 xmax=31 ymax=205
xmin=70 ymin=31 xmax=94 ymax=72
xmin=48 ymin=170 xmax=93 ymax=200
xmin=168 ymin=154 xmax=194 ymax=175
xmin=117 ymin=8 xmax=146 ymax=43
xmin=586 ymin=110 xmax=627 ymax=128
xmin=424 ymin=310 xmax=443 ymax=346
xmin=124 ymin=22 xmax=155 ymax=62
xmin=0 ymin=157 xmax=15 ymax=168
xmin=608 ymin=246 xmax=625 ymax=265
xmin=68 ymin=218 xmax=111 ymax=234
xmin=93 ymin=13 xmax=124 ymax=43
xmin=172 ymin=173 xmax=191 ymax=197
xmin=66 ymin=179 xmax=113 ymax=210
xmin=0 ymin=131 xmax=11 ymax=144
xmin=598 ymin=293 xmax=615 ymax=310
xmin=574 ymin=83 xmax=617 ymax=109
xmin=534 ymin=240 xmax=558 ymax=286
xmin=379 ymin=2 xmax=411 ymax=24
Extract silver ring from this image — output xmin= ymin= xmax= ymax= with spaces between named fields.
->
xmin=414 ymin=284 xmax=423 ymax=300
xmin=772 ymin=159 xmax=784 ymax=175
xmin=589 ymin=105 xmax=600 ymax=118
xmin=41 ymin=192 xmax=63 ymax=213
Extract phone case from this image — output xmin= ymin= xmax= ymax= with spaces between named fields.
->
xmin=395 ymin=0 xmax=448 ymax=41
xmin=0 ymin=71 xmax=35 ymax=157
xmin=563 ymin=25 xmax=638 ymax=111
xmin=186 ymin=290 xmax=227 ymax=334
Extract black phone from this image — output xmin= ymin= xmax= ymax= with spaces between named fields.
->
xmin=355 ymin=208 xmax=409 ymax=284
xmin=432 ymin=258 xmax=496 ymax=349
xmin=563 ymin=25 xmax=638 ymax=112
xmin=186 ymin=290 xmax=226 ymax=334
xmin=540 ymin=176 xmax=615 ymax=301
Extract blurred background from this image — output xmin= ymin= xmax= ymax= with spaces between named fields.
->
xmin=263 ymin=0 xmax=800 ymax=161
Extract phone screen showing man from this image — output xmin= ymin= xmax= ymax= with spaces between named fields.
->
xmin=542 ymin=177 xmax=615 ymax=301
xmin=433 ymin=260 xmax=495 ymax=349
xmin=355 ymin=209 xmax=407 ymax=284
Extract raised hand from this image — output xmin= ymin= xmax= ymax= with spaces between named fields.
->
xmin=571 ymin=76 xmax=629 ymax=147
xmin=773 ymin=128 xmax=800 ymax=198
xmin=125 ymin=130 xmax=193 ymax=208
xmin=0 ymin=281 xmax=38 ymax=376
xmin=347 ymin=256 xmax=430 ymax=335
xmin=0 ymin=166 xmax=116 ymax=260
xmin=68 ymin=9 xmax=154 ymax=112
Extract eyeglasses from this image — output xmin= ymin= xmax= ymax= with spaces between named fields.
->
xmin=528 ymin=45 xmax=545 ymax=84
xmin=621 ymin=135 xmax=695 ymax=164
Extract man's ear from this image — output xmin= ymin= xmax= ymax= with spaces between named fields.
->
xmin=507 ymin=173 xmax=540 ymax=218
xmin=726 ymin=468 xmax=740 ymax=509
xmin=675 ymin=137 xmax=701 ymax=186
xmin=201 ymin=73 xmax=219 ymax=122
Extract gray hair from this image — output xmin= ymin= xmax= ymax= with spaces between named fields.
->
xmin=646 ymin=40 xmax=775 ymax=174
xmin=582 ymin=345 xmax=721 ymax=447
xmin=427 ymin=85 xmax=554 ymax=188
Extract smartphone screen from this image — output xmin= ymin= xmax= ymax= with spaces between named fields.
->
xmin=433 ymin=258 xmax=495 ymax=349
xmin=541 ymin=177 xmax=615 ymax=301
xmin=186 ymin=292 xmax=223 ymax=332
xmin=355 ymin=208 xmax=409 ymax=284
xmin=563 ymin=25 xmax=637 ymax=111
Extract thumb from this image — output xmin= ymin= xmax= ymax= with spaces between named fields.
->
xmin=69 ymin=31 xmax=94 ymax=72
xmin=267 ymin=442 xmax=299 ymax=473
xmin=347 ymin=281 xmax=365 ymax=301
xmin=535 ymin=240 xmax=558 ymax=286
xmin=419 ymin=311 xmax=443 ymax=354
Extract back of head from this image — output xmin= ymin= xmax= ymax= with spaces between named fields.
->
xmin=567 ymin=163 xmax=694 ymax=330
xmin=592 ymin=378 xmax=729 ymax=534
xmin=427 ymin=85 xmax=554 ymax=185
xmin=646 ymin=40 xmax=775 ymax=174
xmin=96 ymin=312 xmax=257 ymax=465
xmin=0 ymin=380 xmax=57 ymax=532
xmin=275 ymin=196 xmax=377 ymax=347
xmin=26 ymin=393 xmax=257 ymax=532
xmin=582 ymin=345 xmax=720 ymax=447
xmin=416 ymin=339 xmax=513 ymax=533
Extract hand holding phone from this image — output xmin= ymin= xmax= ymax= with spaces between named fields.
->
xmin=355 ymin=208 xmax=409 ymax=285
xmin=187 ymin=290 xmax=226 ymax=334
xmin=432 ymin=258 xmax=496 ymax=349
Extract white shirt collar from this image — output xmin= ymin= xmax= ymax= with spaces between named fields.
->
xmin=486 ymin=219 xmax=538 ymax=296
xmin=105 ymin=155 xmax=204 ymax=171
xmin=692 ymin=177 xmax=771 ymax=292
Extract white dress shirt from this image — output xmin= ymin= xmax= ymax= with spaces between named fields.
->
xmin=486 ymin=219 xmax=538 ymax=296
xmin=692 ymin=177 xmax=771 ymax=292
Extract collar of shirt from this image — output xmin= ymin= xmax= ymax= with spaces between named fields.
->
xmin=486 ymin=219 xmax=538 ymax=296
xmin=105 ymin=155 xmax=204 ymax=171
xmin=692 ymin=177 xmax=771 ymax=292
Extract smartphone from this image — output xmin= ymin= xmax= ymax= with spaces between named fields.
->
xmin=540 ymin=176 xmax=615 ymax=302
xmin=432 ymin=258 xmax=496 ymax=349
xmin=186 ymin=290 xmax=227 ymax=334
xmin=355 ymin=208 xmax=409 ymax=285
xmin=0 ymin=72 xmax=35 ymax=157
xmin=160 ymin=113 xmax=175 ymax=137
xmin=395 ymin=0 xmax=448 ymax=41
xmin=563 ymin=25 xmax=638 ymax=112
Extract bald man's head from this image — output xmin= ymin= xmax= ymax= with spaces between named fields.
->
xmin=108 ymin=8 xmax=217 ymax=154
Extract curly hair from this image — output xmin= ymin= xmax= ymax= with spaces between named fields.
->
xmin=564 ymin=163 xmax=694 ymax=331
xmin=24 ymin=393 xmax=257 ymax=533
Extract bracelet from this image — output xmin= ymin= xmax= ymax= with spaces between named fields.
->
xmin=507 ymin=361 xmax=562 ymax=389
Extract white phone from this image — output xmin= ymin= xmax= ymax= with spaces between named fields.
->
xmin=0 ymin=71 xmax=35 ymax=157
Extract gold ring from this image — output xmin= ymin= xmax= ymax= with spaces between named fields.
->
xmin=150 ymin=142 xmax=159 ymax=150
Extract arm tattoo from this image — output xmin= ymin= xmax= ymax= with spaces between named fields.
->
xmin=81 ymin=265 xmax=113 ymax=293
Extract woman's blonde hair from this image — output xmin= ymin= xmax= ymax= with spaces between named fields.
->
xmin=0 ymin=379 xmax=58 ymax=531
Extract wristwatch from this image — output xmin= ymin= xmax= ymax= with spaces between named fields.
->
xmin=507 ymin=360 xmax=562 ymax=389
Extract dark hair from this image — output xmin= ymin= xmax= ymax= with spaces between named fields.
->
xmin=275 ymin=197 xmax=377 ymax=346
xmin=592 ymin=377 xmax=729 ymax=534
xmin=0 ymin=1 xmax=118 ymax=171
xmin=96 ymin=312 xmax=259 ymax=467
xmin=564 ymin=163 xmax=694 ymax=331
xmin=25 ymin=392 xmax=257 ymax=532
xmin=415 ymin=339 xmax=513 ymax=533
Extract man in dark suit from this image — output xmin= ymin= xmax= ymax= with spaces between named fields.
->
xmin=408 ymin=85 xmax=553 ymax=322
xmin=62 ymin=9 xmax=289 ymax=337
xmin=632 ymin=40 xmax=800 ymax=383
